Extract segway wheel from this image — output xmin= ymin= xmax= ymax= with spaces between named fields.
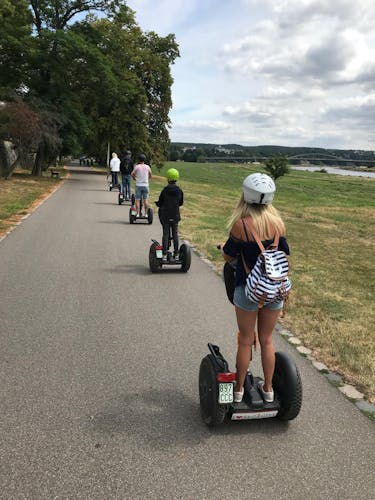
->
xmin=199 ymin=355 xmax=226 ymax=427
xmin=273 ymin=352 xmax=303 ymax=421
xmin=118 ymin=195 xmax=123 ymax=205
xmin=147 ymin=208 xmax=153 ymax=225
xmin=129 ymin=208 xmax=135 ymax=224
xmin=149 ymin=242 xmax=161 ymax=272
xmin=179 ymin=243 xmax=191 ymax=272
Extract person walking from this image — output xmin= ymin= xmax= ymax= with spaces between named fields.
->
xmin=131 ymin=154 xmax=152 ymax=217
xmin=220 ymin=173 xmax=290 ymax=403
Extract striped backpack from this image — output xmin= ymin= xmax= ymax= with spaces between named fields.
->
xmin=241 ymin=219 xmax=291 ymax=308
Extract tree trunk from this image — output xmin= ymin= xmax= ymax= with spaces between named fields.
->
xmin=0 ymin=140 xmax=18 ymax=179
xmin=31 ymin=146 xmax=43 ymax=176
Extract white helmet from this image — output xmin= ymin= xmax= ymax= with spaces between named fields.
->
xmin=243 ymin=173 xmax=275 ymax=204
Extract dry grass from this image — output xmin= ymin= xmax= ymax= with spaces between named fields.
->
xmin=0 ymin=170 xmax=63 ymax=237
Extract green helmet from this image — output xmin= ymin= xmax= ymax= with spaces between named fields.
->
xmin=166 ymin=168 xmax=179 ymax=182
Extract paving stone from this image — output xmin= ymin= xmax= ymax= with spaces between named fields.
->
xmin=297 ymin=346 xmax=312 ymax=356
xmin=288 ymin=336 xmax=301 ymax=345
xmin=355 ymin=400 xmax=375 ymax=415
xmin=312 ymin=360 xmax=329 ymax=372
xmin=326 ymin=372 xmax=343 ymax=385
xmin=279 ymin=328 xmax=292 ymax=337
xmin=339 ymin=384 xmax=364 ymax=400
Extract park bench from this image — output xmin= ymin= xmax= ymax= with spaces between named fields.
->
xmin=50 ymin=169 xmax=60 ymax=179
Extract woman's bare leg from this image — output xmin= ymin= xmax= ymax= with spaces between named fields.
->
xmin=235 ymin=307 xmax=257 ymax=391
xmin=257 ymin=308 xmax=280 ymax=392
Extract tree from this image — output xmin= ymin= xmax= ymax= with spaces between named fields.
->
xmin=0 ymin=0 xmax=33 ymax=98
xmin=0 ymin=100 xmax=42 ymax=177
xmin=30 ymin=104 xmax=63 ymax=176
xmin=264 ymin=154 xmax=290 ymax=180
xmin=0 ymin=1 xmax=179 ymax=176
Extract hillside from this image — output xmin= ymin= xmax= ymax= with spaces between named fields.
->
xmin=170 ymin=143 xmax=375 ymax=166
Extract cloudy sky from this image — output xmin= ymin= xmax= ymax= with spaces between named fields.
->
xmin=125 ymin=0 xmax=375 ymax=150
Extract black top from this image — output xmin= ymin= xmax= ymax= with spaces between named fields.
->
xmin=120 ymin=156 xmax=134 ymax=175
xmin=223 ymin=233 xmax=290 ymax=287
xmin=156 ymin=182 xmax=184 ymax=222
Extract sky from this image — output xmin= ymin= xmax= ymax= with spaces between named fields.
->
xmin=125 ymin=0 xmax=375 ymax=150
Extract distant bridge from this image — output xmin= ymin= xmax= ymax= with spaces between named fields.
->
xmin=204 ymin=153 xmax=375 ymax=164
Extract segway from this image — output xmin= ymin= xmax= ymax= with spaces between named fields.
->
xmin=108 ymin=177 xmax=121 ymax=192
xmin=118 ymin=181 xmax=132 ymax=205
xmin=149 ymin=221 xmax=191 ymax=273
xmin=118 ymin=190 xmax=132 ymax=205
xmin=129 ymin=194 xmax=153 ymax=224
xmin=199 ymin=343 xmax=302 ymax=426
xmin=110 ymin=183 xmax=121 ymax=192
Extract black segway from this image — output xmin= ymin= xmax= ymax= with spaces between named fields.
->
xmin=118 ymin=182 xmax=132 ymax=205
xmin=108 ymin=174 xmax=121 ymax=192
xmin=110 ymin=183 xmax=121 ymax=192
xmin=149 ymin=221 xmax=191 ymax=273
xmin=118 ymin=190 xmax=132 ymax=205
xmin=199 ymin=343 xmax=302 ymax=426
xmin=129 ymin=194 xmax=153 ymax=224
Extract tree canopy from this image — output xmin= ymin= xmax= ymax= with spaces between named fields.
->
xmin=0 ymin=0 xmax=179 ymax=176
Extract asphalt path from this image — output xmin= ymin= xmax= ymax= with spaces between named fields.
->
xmin=1 ymin=169 xmax=374 ymax=499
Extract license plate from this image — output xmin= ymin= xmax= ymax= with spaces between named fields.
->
xmin=131 ymin=209 xmax=137 ymax=215
xmin=156 ymin=250 xmax=163 ymax=259
xmin=218 ymin=383 xmax=233 ymax=404
xmin=231 ymin=410 xmax=278 ymax=420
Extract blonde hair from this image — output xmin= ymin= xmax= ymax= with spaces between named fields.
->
xmin=112 ymin=152 xmax=118 ymax=158
xmin=227 ymin=193 xmax=286 ymax=239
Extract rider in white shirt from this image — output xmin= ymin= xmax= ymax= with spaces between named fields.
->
xmin=131 ymin=154 xmax=152 ymax=216
xmin=109 ymin=152 xmax=120 ymax=187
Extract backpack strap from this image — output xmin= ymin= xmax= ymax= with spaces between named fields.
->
xmin=242 ymin=218 xmax=265 ymax=252
xmin=242 ymin=218 xmax=280 ymax=250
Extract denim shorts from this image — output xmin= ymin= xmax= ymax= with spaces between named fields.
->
xmin=233 ymin=285 xmax=283 ymax=312
xmin=135 ymin=185 xmax=149 ymax=200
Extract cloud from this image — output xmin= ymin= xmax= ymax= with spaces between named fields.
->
xmin=221 ymin=0 xmax=375 ymax=88
xmin=323 ymin=95 xmax=375 ymax=128
xmin=126 ymin=0 xmax=375 ymax=149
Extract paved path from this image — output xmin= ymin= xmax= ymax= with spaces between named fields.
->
xmin=0 ymin=170 xmax=374 ymax=499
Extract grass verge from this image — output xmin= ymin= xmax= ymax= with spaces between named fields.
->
xmin=0 ymin=169 xmax=64 ymax=237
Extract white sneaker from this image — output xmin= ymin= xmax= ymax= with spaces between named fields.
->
xmin=258 ymin=381 xmax=274 ymax=403
xmin=234 ymin=388 xmax=244 ymax=403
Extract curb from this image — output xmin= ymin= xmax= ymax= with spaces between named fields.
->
xmin=185 ymin=240 xmax=375 ymax=423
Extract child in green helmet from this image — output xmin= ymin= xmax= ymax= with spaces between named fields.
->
xmin=155 ymin=168 xmax=184 ymax=260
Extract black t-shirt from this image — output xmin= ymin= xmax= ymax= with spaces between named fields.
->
xmin=120 ymin=156 xmax=134 ymax=175
xmin=156 ymin=182 xmax=184 ymax=222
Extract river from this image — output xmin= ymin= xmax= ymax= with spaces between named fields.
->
xmin=291 ymin=165 xmax=375 ymax=178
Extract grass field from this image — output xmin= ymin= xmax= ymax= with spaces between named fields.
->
xmin=150 ymin=162 xmax=375 ymax=403
xmin=1 ymin=164 xmax=374 ymax=402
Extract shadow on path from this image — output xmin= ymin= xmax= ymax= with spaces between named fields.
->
xmin=88 ymin=389 xmax=289 ymax=451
